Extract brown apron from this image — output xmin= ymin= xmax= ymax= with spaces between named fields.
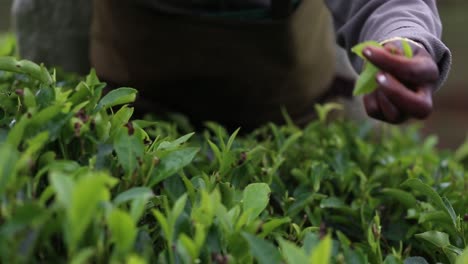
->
xmin=90 ymin=0 xmax=336 ymax=129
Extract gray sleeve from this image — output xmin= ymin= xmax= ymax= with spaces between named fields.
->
xmin=325 ymin=0 xmax=452 ymax=88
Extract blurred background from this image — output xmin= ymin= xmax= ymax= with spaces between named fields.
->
xmin=0 ymin=0 xmax=467 ymax=149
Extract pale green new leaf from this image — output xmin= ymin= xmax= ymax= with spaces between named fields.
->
xmin=278 ymin=238 xmax=309 ymax=264
xmin=242 ymin=183 xmax=271 ymax=223
xmin=108 ymin=208 xmax=137 ymax=255
xmin=50 ymin=171 xmax=75 ymax=207
xmin=67 ymin=173 xmax=117 ymax=252
xmin=310 ymin=235 xmax=333 ymax=264
xmin=353 ymin=63 xmax=380 ymax=96
xmin=401 ymin=39 xmax=414 ymax=58
xmin=351 ymin=41 xmax=382 ymax=59
xmin=456 ymin=248 xmax=468 ymax=264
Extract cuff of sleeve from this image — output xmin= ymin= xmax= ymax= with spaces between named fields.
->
xmin=379 ymin=37 xmax=424 ymax=49
xmin=370 ymin=25 xmax=452 ymax=91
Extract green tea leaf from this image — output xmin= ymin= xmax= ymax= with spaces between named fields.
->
xmin=278 ymin=238 xmax=309 ymax=264
xmin=0 ymin=143 xmax=18 ymax=195
xmin=111 ymin=106 xmax=134 ymax=132
xmin=148 ymin=147 xmax=199 ymax=186
xmin=258 ymin=217 xmax=291 ymax=238
xmin=353 ymin=62 xmax=380 ymax=96
xmin=243 ymin=233 xmax=282 ymax=264
xmin=403 ymin=257 xmax=429 ymax=264
xmin=456 ymin=248 xmax=468 ymax=264
xmin=310 ymin=235 xmax=333 ymax=264
xmin=315 ymin=103 xmax=343 ymax=123
xmin=381 ymin=188 xmax=417 ymax=208
xmin=50 ymin=171 xmax=75 ymax=207
xmin=415 ymin=231 xmax=451 ymax=248
xmin=384 ymin=255 xmax=402 ymax=264
xmin=401 ymin=40 xmax=414 ymax=58
xmin=153 ymin=210 xmax=171 ymax=241
xmin=402 ymin=179 xmax=456 ymax=227
xmin=352 ymin=39 xmax=414 ymax=96
xmin=114 ymin=127 xmax=145 ymax=177
xmin=171 ymin=194 xmax=188 ymax=226
xmin=351 ymin=41 xmax=382 ymax=59
xmin=157 ymin=132 xmax=195 ymax=151
xmin=0 ymin=34 xmax=15 ymax=56
xmin=242 ymin=183 xmax=271 ymax=223
xmin=67 ymin=173 xmax=117 ymax=252
xmin=113 ymin=187 xmax=154 ymax=206
xmin=70 ymin=248 xmax=95 ymax=264
xmin=192 ymin=191 xmax=216 ymax=227
xmin=0 ymin=57 xmax=53 ymax=85
xmin=95 ymin=88 xmax=137 ymax=112
xmin=108 ymin=208 xmax=137 ymax=255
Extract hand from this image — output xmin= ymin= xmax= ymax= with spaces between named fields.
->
xmin=362 ymin=40 xmax=439 ymax=124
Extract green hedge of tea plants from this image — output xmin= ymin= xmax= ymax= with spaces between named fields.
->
xmin=0 ymin=49 xmax=467 ymax=263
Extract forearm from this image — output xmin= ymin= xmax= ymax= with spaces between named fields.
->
xmin=326 ymin=0 xmax=451 ymax=88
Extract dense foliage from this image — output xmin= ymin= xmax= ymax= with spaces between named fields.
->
xmin=0 ymin=40 xmax=467 ymax=263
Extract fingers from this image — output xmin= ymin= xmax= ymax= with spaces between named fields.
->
xmin=364 ymin=93 xmax=385 ymax=121
xmin=376 ymin=72 xmax=433 ymax=119
xmin=363 ymin=46 xmax=439 ymax=85
xmin=376 ymin=90 xmax=406 ymax=123
xmin=364 ymin=91 xmax=407 ymax=124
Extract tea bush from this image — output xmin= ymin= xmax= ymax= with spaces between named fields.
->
xmin=0 ymin=40 xmax=467 ymax=263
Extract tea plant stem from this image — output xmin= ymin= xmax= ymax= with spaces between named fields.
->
xmin=168 ymin=242 xmax=175 ymax=264
xmin=59 ymin=137 xmax=68 ymax=160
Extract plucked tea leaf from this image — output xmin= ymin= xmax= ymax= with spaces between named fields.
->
xmin=353 ymin=63 xmax=380 ymax=96
xmin=352 ymin=39 xmax=414 ymax=96
xmin=351 ymin=41 xmax=382 ymax=59
xmin=401 ymin=39 xmax=414 ymax=58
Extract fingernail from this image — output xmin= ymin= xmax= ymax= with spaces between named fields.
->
xmin=364 ymin=48 xmax=372 ymax=57
xmin=377 ymin=74 xmax=387 ymax=84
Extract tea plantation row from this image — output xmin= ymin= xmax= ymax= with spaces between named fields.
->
xmin=0 ymin=51 xmax=467 ymax=263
